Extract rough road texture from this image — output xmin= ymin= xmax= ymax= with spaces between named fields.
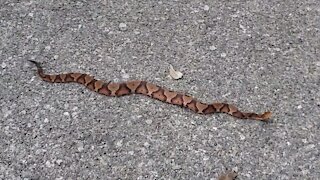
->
xmin=1 ymin=1 xmax=319 ymax=179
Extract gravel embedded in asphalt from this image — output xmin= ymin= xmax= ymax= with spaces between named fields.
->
xmin=1 ymin=1 xmax=319 ymax=179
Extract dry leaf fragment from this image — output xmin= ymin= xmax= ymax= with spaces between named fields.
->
xmin=169 ymin=65 xmax=183 ymax=80
xmin=218 ymin=170 xmax=237 ymax=180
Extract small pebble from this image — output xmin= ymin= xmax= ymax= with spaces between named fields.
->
xmin=1 ymin=62 xmax=6 ymax=68
xmin=203 ymin=5 xmax=210 ymax=11
xmin=134 ymin=30 xmax=140 ymax=35
xmin=221 ymin=53 xmax=227 ymax=58
xmin=203 ymin=156 xmax=209 ymax=161
xmin=116 ymin=139 xmax=123 ymax=147
xmin=144 ymin=142 xmax=150 ymax=147
xmin=209 ymin=45 xmax=217 ymax=51
xmin=121 ymin=69 xmax=130 ymax=79
xmin=119 ymin=23 xmax=127 ymax=31
xmin=45 ymin=45 xmax=51 ymax=51
xmin=46 ymin=161 xmax=53 ymax=168
xmin=3 ymin=109 xmax=12 ymax=118
xmin=56 ymin=159 xmax=63 ymax=165
xmin=77 ymin=143 xmax=84 ymax=152
xmin=146 ymin=119 xmax=153 ymax=124
xmin=172 ymin=164 xmax=181 ymax=170
xmin=240 ymin=134 xmax=246 ymax=140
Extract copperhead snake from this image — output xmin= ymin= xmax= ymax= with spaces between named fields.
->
xmin=29 ymin=60 xmax=271 ymax=121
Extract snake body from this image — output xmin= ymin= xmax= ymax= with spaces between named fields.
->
xmin=29 ymin=60 xmax=271 ymax=121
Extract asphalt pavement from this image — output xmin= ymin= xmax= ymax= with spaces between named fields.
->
xmin=1 ymin=1 xmax=319 ymax=179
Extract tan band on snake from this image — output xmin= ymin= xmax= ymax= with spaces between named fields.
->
xmin=29 ymin=61 xmax=271 ymax=121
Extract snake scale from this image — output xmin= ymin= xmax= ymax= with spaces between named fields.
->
xmin=29 ymin=60 xmax=271 ymax=121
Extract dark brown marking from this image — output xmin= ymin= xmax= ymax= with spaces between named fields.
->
xmin=228 ymin=104 xmax=238 ymax=114
xmin=126 ymin=80 xmax=141 ymax=92
xmin=49 ymin=75 xmax=57 ymax=82
xmin=98 ymin=84 xmax=111 ymax=96
xmin=247 ymin=113 xmax=257 ymax=118
xmin=86 ymin=80 xmax=96 ymax=91
xmin=171 ymin=94 xmax=183 ymax=106
xmin=65 ymin=74 xmax=74 ymax=82
xmin=146 ymin=83 xmax=160 ymax=96
xmin=182 ymin=95 xmax=193 ymax=106
xmin=221 ymin=104 xmax=230 ymax=113
xmin=135 ymin=81 xmax=148 ymax=94
xmin=84 ymin=75 xmax=94 ymax=86
xmin=187 ymin=100 xmax=198 ymax=112
xmin=42 ymin=75 xmax=51 ymax=82
xmin=213 ymin=103 xmax=224 ymax=112
xmin=233 ymin=111 xmax=245 ymax=118
xmin=76 ymin=74 xmax=86 ymax=84
xmin=70 ymin=73 xmax=82 ymax=81
xmin=94 ymin=80 xmax=104 ymax=92
xmin=203 ymin=105 xmax=216 ymax=114
xmin=60 ymin=74 xmax=67 ymax=82
xmin=54 ymin=75 xmax=62 ymax=83
xmin=152 ymin=88 xmax=166 ymax=101
xmin=107 ymin=83 xmax=120 ymax=96
xmin=116 ymin=83 xmax=131 ymax=96
xmin=163 ymin=90 xmax=177 ymax=103
xmin=195 ymin=102 xmax=209 ymax=114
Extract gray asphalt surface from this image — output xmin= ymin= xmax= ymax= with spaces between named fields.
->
xmin=1 ymin=1 xmax=319 ymax=179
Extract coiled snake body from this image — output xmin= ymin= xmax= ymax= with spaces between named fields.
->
xmin=29 ymin=60 xmax=271 ymax=121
